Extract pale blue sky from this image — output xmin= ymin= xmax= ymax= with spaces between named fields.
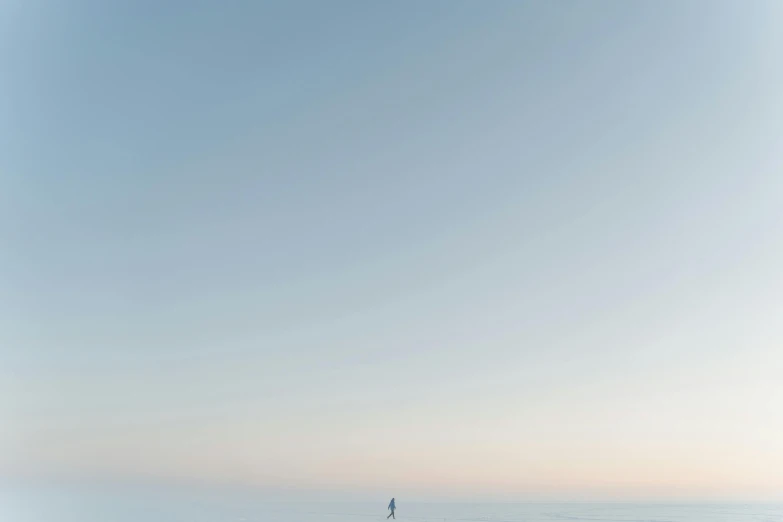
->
xmin=2 ymin=0 xmax=782 ymax=501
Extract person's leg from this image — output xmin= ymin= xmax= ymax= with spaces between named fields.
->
xmin=392 ymin=510 xmax=395 ymax=519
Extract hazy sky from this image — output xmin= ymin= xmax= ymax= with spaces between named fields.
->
xmin=2 ymin=0 xmax=782 ymax=502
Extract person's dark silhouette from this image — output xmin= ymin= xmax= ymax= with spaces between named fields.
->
xmin=387 ymin=498 xmax=396 ymax=519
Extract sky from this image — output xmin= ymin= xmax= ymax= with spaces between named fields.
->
xmin=1 ymin=0 xmax=782 ymax=503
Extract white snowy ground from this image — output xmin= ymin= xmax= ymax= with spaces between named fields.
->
xmin=1 ymin=488 xmax=781 ymax=522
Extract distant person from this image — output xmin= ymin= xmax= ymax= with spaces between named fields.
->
xmin=387 ymin=498 xmax=396 ymax=519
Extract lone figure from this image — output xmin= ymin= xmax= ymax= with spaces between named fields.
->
xmin=387 ymin=498 xmax=396 ymax=519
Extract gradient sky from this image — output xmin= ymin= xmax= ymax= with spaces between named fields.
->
xmin=2 ymin=0 xmax=782 ymax=502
